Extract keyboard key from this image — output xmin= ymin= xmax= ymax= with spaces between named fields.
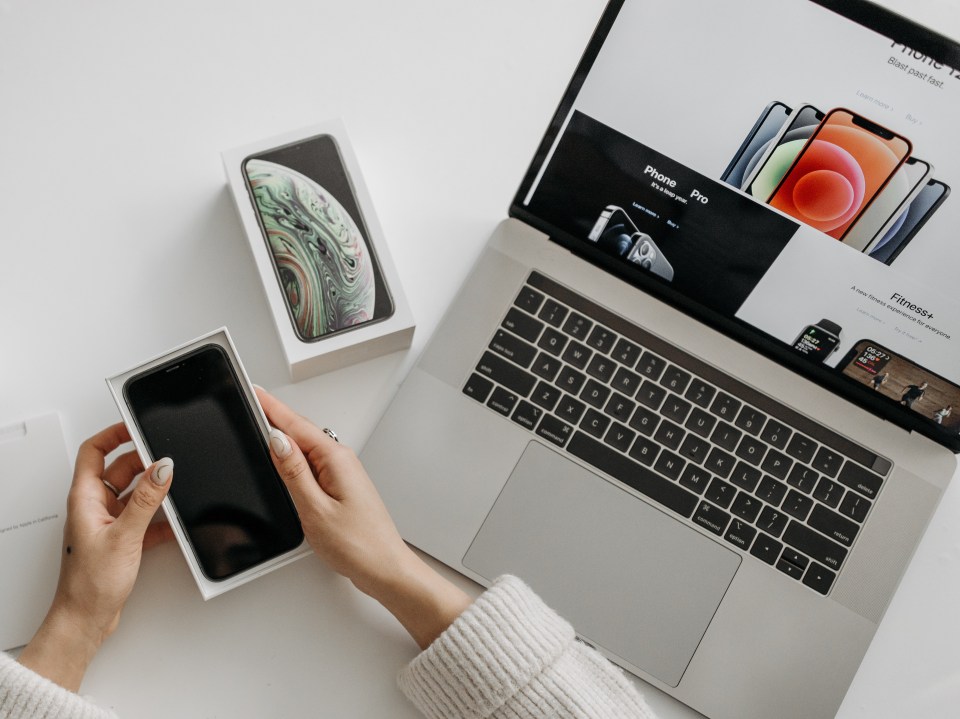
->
xmin=661 ymin=395 xmax=692 ymax=424
xmin=693 ymin=501 xmax=730 ymax=536
xmin=476 ymin=352 xmax=536 ymax=396
xmin=531 ymin=381 xmax=562 ymax=412
xmin=750 ymin=533 xmax=783 ymax=565
xmin=586 ymin=326 xmax=617 ymax=353
xmin=704 ymin=447 xmax=735 ymax=478
xmin=604 ymin=423 xmax=635 ymax=453
xmin=812 ymin=446 xmax=843 ymax=477
xmin=813 ymin=478 xmax=843 ymax=508
xmin=760 ymin=419 xmax=791 ymax=450
xmin=786 ymin=433 xmax=817 ymax=464
xmin=710 ymin=422 xmax=742 ymax=452
xmin=735 ymin=406 xmax=767 ymax=436
xmin=787 ymin=464 xmax=819 ymax=494
xmin=502 ymin=307 xmax=543 ymax=343
xmin=678 ymin=434 xmax=710 ymax=464
xmin=684 ymin=379 xmax=716 ymax=409
xmin=462 ymin=373 xmax=493 ymax=403
xmin=605 ymin=393 xmax=636 ymax=423
xmin=757 ymin=506 xmax=788 ymax=537
xmin=654 ymin=450 xmax=686 ymax=481
xmin=611 ymin=366 xmax=642 ymax=396
xmin=836 ymin=461 xmax=883 ymax=500
xmin=510 ymin=401 xmax=543 ymax=430
xmin=725 ymin=519 xmax=757 ymax=551
xmin=680 ymin=465 xmax=711 ymax=494
xmin=705 ymin=478 xmax=736 ymax=509
xmin=568 ymin=432 xmax=698 ymax=518
xmin=781 ymin=549 xmax=809 ymax=572
xmin=710 ymin=392 xmax=742 ymax=422
xmin=537 ymin=327 xmax=568 ymax=356
xmin=489 ymin=329 xmax=536 ymax=367
xmin=735 ymin=434 xmax=766 ymax=466
xmin=531 ymin=352 xmax=562 ymax=382
xmin=586 ymin=354 xmax=616 ymax=383
xmin=802 ymin=562 xmax=836 ymax=595
xmin=808 ymin=505 xmax=859 ymax=547
xmin=555 ymin=366 xmax=586 ymax=394
xmin=777 ymin=557 xmax=806 ymax=580
xmin=839 ymin=492 xmax=871 ymax=523
xmin=628 ymin=436 xmax=660 ymax=466
xmin=729 ymin=461 xmax=761 ymax=492
xmin=628 ymin=406 xmax=659 ymax=436
xmin=538 ymin=298 xmax=568 ymax=327
xmin=654 ymin=420 xmax=686 ymax=451
xmin=783 ymin=521 xmax=848 ymax=570
xmin=580 ymin=379 xmax=611 ymax=409
xmin=536 ymin=414 xmax=574 ymax=447
xmin=636 ymin=351 xmax=666 ymax=380
xmin=611 ymin=337 xmax=642 ymax=367
xmin=562 ymin=340 xmax=593 ymax=370
xmin=756 ymin=475 xmax=787 ymax=505
xmin=487 ymin=386 xmax=518 ymax=416
xmin=685 ymin=408 xmax=717 ymax=438
xmin=782 ymin=490 xmax=813 ymax=521
xmin=555 ymin=395 xmax=586 ymax=424
xmin=562 ymin=312 xmax=592 ymax=339
xmin=731 ymin=492 xmax=762 ymax=522
xmin=514 ymin=286 xmax=544 ymax=314
xmin=660 ymin=366 xmax=691 ymax=394
xmin=637 ymin=380 xmax=667 ymax=410
xmin=761 ymin=449 xmax=793 ymax=480
xmin=580 ymin=409 xmax=611 ymax=439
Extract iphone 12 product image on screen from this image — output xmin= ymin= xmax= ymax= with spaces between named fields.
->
xmin=243 ymin=134 xmax=395 ymax=343
xmin=123 ymin=345 xmax=304 ymax=581
xmin=721 ymin=101 xmax=791 ymax=188
xmin=868 ymin=179 xmax=950 ymax=264
xmin=843 ymin=156 xmax=933 ymax=252
xmin=743 ymin=103 xmax=823 ymax=198
xmin=767 ymin=108 xmax=911 ymax=240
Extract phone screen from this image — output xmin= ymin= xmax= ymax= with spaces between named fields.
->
xmin=123 ymin=345 xmax=303 ymax=581
xmin=243 ymin=134 xmax=395 ymax=343
xmin=721 ymin=101 xmax=791 ymax=189
xmin=768 ymin=109 xmax=911 ymax=239
xmin=744 ymin=104 xmax=823 ymax=199
xmin=869 ymin=179 xmax=950 ymax=264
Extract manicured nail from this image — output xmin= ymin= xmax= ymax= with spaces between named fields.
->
xmin=269 ymin=429 xmax=292 ymax=458
xmin=151 ymin=457 xmax=174 ymax=486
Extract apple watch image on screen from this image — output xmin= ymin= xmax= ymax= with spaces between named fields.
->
xmin=587 ymin=205 xmax=674 ymax=282
xmin=792 ymin=318 xmax=843 ymax=362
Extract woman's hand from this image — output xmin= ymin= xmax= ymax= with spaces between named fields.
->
xmin=18 ymin=423 xmax=174 ymax=691
xmin=257 ymin=388 xmax=472 ymax=649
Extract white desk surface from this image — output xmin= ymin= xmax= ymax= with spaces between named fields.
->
xmin=2 ymin=1 xmax=959 ymax=717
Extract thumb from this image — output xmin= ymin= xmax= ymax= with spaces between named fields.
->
xmin=115 ymin=457 xmax=174 ymax=541
xmin=268 ymin=428 xmax=330 ymax=513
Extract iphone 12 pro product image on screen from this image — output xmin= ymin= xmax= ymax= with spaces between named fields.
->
xmin=243 ymin=135 xmax=395 ymax=343
xmin=123 ymin=345 xmax=304 ymax=581
xmin=868 ymin=178 xmax=950 ymax=264
xmin=743 ymin=103 xmax=824 ymax=198
xmin=767 ymin=108 xmax=911 ymax=240
xmin=721 ymin=101 xmax=791 ymax=188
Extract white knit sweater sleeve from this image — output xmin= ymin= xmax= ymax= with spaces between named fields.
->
xmin=397 ymin=575 xmax=657 ymax=719
xmin=0 ymin=652 xmax=116 ymax=719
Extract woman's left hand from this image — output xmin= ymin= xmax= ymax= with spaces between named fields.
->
xmin=17 ymin=422 xmax=174 ymax=691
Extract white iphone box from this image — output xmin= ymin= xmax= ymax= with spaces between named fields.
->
xmin=106 ymin=328 xmax=310 ymax=600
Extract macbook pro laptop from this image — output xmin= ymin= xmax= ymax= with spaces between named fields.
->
xmin=361 ymin=1 xmax=960 ymax=717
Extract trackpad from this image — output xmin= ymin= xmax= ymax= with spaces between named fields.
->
xmin=463 ymin=442 xmax=740 ymax=688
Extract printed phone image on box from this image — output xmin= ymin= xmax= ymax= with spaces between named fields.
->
xmin=243 ymin=134 xmax=395 ymax=343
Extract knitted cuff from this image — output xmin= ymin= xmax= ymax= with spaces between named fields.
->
xmin=397 ymin=575 xmax=576 ymax=719
xmin=0 ymin=652 xmax=116 ymax=719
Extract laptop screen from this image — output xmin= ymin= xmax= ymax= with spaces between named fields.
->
xmin=513 ymin=0 xmax=960 ymax=449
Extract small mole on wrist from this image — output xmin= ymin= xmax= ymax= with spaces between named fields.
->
xmin=66 ymin=546 xmax=72 ymax=555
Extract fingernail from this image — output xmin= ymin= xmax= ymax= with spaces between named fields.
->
xmin=269 ymin=429 xmax=292 ymax=458
xmin=151 ymin=457 xmax=174 ymax=486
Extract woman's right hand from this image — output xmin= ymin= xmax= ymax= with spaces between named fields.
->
xmin=256 ymin=388 xmax=472 ymax=649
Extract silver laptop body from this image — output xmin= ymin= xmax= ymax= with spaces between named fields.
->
xmin=362 ymin=2 xmax=960 ymax=717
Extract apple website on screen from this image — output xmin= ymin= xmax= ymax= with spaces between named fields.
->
xmin=522 ymin=0 xmax=960 ymax=437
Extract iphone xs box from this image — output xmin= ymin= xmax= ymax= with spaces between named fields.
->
xmin=107 ymin=328 xmax=311 ymax=599
xmin=222 ymin=120 xmax=414 ymax=380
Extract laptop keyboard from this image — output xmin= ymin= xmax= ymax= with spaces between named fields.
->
xmin=462 ymin=271 xmax=891 ymax=597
